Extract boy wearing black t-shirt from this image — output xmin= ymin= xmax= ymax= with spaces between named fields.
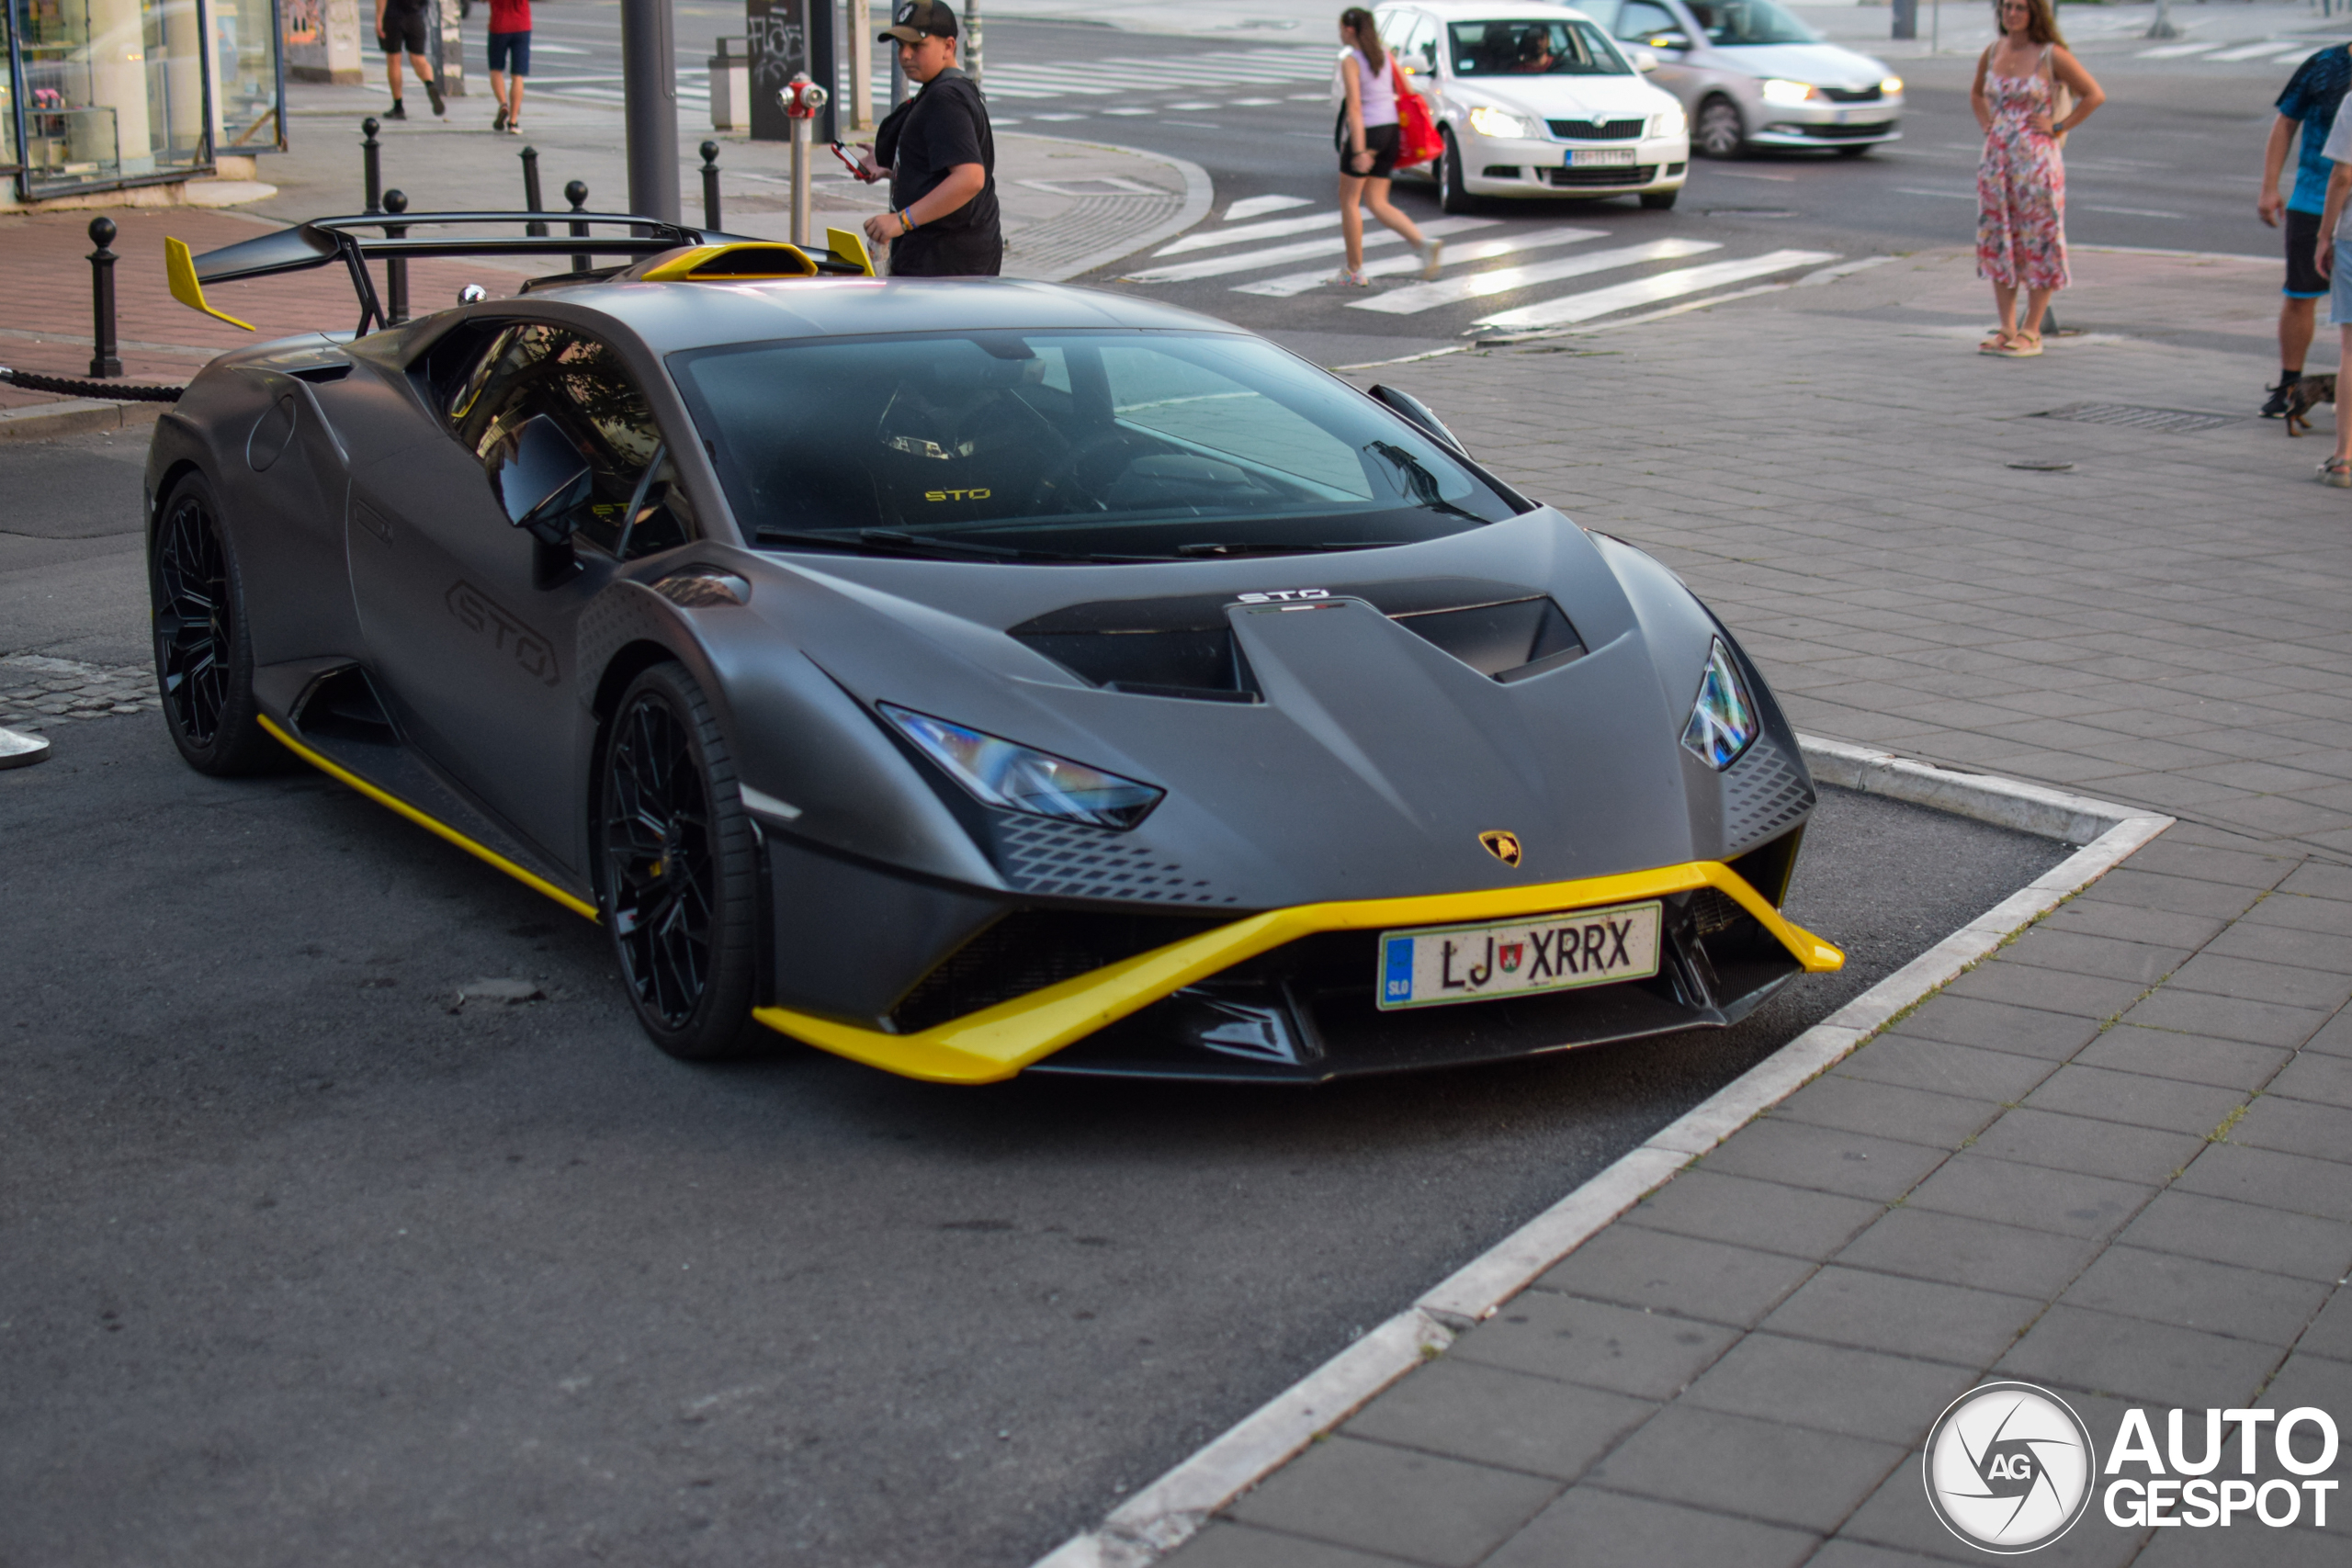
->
xmin=854 ymin=0 xmax=1002 ymax=276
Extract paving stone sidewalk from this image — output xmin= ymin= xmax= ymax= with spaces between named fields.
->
xmin=1168 ymin=833 xmax=2352 ymax=1566
xmin=1134 ymin=249 xmax=2352 ymax=1565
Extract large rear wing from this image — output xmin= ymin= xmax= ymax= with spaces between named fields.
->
xmin=164 ymin=211 xmax=879 ymax=336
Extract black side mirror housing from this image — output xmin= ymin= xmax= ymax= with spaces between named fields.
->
xmin=492 ymin=413 xmax=594 ymax=544
xmin=1369 ymin=384 xmax=1472 ymax=459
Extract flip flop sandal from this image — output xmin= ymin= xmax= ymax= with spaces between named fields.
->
xmin=1978 ymin=331 xmax=2015 ymax=355
xmin=2319 ymin=457 xmax=2352 ymax=488
xmin=1994 ymin=335 xmax=2043 ymax=358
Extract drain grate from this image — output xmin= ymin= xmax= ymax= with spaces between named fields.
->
xmin=2034 ymin=402 xmax=2237 ymax=434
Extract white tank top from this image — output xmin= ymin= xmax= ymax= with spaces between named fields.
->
xmin=1351 ymin=47 xmax=1398 ymax=127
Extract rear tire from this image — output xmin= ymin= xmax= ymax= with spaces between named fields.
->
xmin=1640 ymin=187 xmax=1680 ymax=210
xmin=150 ymin=471 xmax=279 ymax=776
xmin=1437 ymin=131 xmax=1476 ymax=214
xmin=597 ymin=662 xmax=766 ymax=1061
xmin=1695 ymin=96 xmax=1745 ymax=158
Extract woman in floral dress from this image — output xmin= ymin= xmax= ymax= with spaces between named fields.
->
xmin=1972 ymin=0 xmax=2103 ymax=357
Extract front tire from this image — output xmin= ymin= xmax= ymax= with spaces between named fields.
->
xmin=1695 ymin=96 xmax=1746 ymax=158
xmin=597 ymin=663 xmax=765 ymax=1061
xmin=1640 ymin=187 xmax=1680 ymax=210
xmin=150 ymin=471 xmax=278 ymax=775
xmin=1437 ymin=130 xmax=1476 ymax=214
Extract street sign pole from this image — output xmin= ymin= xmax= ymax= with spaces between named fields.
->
xmin=622 ymin=0 xmax=683 ymax=222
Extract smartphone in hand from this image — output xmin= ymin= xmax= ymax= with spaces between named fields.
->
xmin=831 ymin=142 xmax=878 ymax=183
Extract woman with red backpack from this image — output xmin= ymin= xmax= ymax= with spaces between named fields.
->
xmin=1335 ymin=7 xmax=1443 ymax=287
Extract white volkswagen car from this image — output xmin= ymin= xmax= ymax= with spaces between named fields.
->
xmin=1582 ymin=0 xmax=1904 ymax=158
xmin=1375 ymin=2 xmax=1691 ymax=212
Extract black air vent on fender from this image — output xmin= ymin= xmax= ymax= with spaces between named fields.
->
xmin=1012 ymin=578 xmax=1584 ymax=698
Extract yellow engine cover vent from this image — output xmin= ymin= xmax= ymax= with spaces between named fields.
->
xmin=639 ymin=243 xmax=821 ymax=282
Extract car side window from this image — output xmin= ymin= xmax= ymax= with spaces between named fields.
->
xmin=448 ymin=323 xmax=697 ymax=561
xmin=1401 ymin=15 xmax=1438 ymax=74
xmin=1612 ymin=0 xmax=1680 ymax=42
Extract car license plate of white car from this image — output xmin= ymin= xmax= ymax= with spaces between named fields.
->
xmin=1376 ymin=900 xmax=1662 ymax=1010
xmin=1569 ymin=148 xmax=1637 ymax=166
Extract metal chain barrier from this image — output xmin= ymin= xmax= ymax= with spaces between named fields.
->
xmin=0 ymin=367 xmax=185 ymax=402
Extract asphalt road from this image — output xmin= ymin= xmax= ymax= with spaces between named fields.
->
xmin=503 ymin=5 xmax=2289 ymax=357
xmin=0 ymin=430 xmax=2073 ymax=1566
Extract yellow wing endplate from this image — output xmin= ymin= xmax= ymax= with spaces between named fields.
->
xmin=826 ymin=226 xmax=876 ymax=277
xmin=164 ymin=236 xmax=256 ymax=332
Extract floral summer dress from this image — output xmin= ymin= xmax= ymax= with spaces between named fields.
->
xmin=1976 ymin=47 xmax=2068 ymax=291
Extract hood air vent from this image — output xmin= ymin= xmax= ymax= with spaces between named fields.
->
xmin=1010 ymin=579 xmax=1584 ymax=699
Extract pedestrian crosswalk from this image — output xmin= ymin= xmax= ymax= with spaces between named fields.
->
xmin=1125 ymin=194 xmax=1843 ymax=335
xmin=2134 ymin=36 xmax=2352 ymax=63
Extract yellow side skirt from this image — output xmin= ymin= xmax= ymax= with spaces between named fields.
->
xmin=259 ymin=715 xmax=599 ymax=920
xmin=753 ymin=862 xmax=1844 ymax=1086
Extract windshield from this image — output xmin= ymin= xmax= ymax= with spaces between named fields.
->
xmin=1448 ymin=19 xmax=1633 ymax=76
xmin=1687 ymin=0 xmax=1822 ymax=45
xmin=671 ymin=331 xmax=1522 ymax=562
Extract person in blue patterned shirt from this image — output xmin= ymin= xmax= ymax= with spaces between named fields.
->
xmin=2260 ymin=44 xmax=2352 ymax=416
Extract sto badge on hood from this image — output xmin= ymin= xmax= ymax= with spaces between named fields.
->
xmin=1479 ymin=830 xmax=1523 ymax=867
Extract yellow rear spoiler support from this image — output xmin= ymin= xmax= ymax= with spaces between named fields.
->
xmin=164 ymin=236 xmax=256 ymax=331
xmin=827 ymin=226 xmax=876 ymax=277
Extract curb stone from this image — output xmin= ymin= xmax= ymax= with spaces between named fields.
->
xmin=1033 ymin=743 xmax=2174 ymax=1568
xmin=0 ymin=397 xmax=169 ymax=443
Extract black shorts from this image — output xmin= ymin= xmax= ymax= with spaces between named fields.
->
xmin=379 ymin=8 xmax=430 ymax=54
xmin=1337 ymin=119 xmax=1401 ymax=179
xmin=2287 ymin=208 xmax=2328 ymax=299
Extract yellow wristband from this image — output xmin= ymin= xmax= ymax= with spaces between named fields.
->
xmin=899 ymin=209 xmax=915 ymax=233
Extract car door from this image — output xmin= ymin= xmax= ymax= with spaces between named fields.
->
xmin=345 ymin=320 xmax=701 ymax=871
xmin=1607 ymin=0 xmax=1703 ymax=110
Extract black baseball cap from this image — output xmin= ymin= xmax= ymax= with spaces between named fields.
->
xmin=879 ymin=0 xmax=957 ymax=43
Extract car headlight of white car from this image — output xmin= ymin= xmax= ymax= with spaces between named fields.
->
xmin=1880 ymin=74 xmax=1904 ymax=96
xmin=1467 ymin=104 xmax=1541 ymax=140
xmin=1652 ymin=106 xmax=1687 ymax=139
xmin=1758 ymin=78 xmax=1819 ymax=107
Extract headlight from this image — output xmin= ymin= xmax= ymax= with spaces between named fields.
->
xmin=1880 ymin=74 xmax=1904 ymax=96
xmin=1652 ymin=106 xmax=1687 ymax=139
xmin=1680 ymin=638 xmax=1758 ymax=771
xmin=879 ymin=704 xmax=1164 ymax=830
xmin=1758 ymin=78 xmax=1817 ymax=106
xmin=1467 ymin=104 xmax=1539 ymax=139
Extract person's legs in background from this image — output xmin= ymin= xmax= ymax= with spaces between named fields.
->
xmin=2270 ymin=208 xmax=2326 ymax=415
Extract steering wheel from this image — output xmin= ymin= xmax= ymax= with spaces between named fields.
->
xmin=1027 ymin=428 xmax=1134 ymax=513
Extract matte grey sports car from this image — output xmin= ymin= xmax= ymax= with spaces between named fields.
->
xmin=144 ymin=213 xmax=1840 ymax=1082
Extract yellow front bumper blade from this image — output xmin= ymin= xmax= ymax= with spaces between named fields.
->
xmin=752 ymin=861 xmax=1842 ymax=1085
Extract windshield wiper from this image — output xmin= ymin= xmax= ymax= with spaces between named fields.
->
xmin=1171 ymin=540 xmax=1391 ymax=558
xmin=754 ymin=527 xmax=1114 ymax=563
xmin=1368 ymin=441 xmax=1490 ymax=525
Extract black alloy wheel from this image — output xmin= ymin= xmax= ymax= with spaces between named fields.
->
xmin=598 ymin=662 xmax=764 ymax=1060
xmin=1437 ymin=131 xmax=1476 ymax=215
xmin=150 ymin=472 xmax=277 ymax=774
xmin=1695 ymin=96 xmax=1746 ymax=158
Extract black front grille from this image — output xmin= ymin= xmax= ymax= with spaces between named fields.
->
xmin=892 ymin=909 xmax=1232 ymax=1032
xmin=1548 ymin=117 xmax=1646 ymax=140
xmin=1482 ymin=164 xmax=1523 ymax=178
xmin=1817 ymin=85 xmax=1882 ymax=102
xmin=1543 ymin=164 xmax=1656 ymax=187
xmin=1797 ymin=120 xmax=1894 ymax=140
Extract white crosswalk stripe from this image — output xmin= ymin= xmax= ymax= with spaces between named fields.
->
xmin=1472 ymin=249 xmax=1838 ymax=332
xmin=1351 ymin=237 xmax=1722 ymax=315
xmin=1232 ymin=225 xmax=1607 ymax=297
xmin=1156 ymin=211 xmax=1340 ymax=255
xmin=1224 ymin=195 xmax=1315 ymax=220
xmin=1123 ymin=217 xmax=1498 ymax=283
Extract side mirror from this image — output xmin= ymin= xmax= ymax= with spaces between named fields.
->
xmin=1631 ymin=48 xmax=1660 ymax=72
xmin=492 ymin=413 xmax=593 ymax=541
xmin=1645 ymin=30 xmax=1691 ymax=51
xmin=1369 ymin=383 xmax=1471 ymax=459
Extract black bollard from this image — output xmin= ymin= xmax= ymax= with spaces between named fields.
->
xmin=361 ymin=118 xmax=382 ymax=215
xmin=521 ymin=145 xmax=547 ymax=237
xmin=566 ymin=179 xmax=592 ymax=273
xmin=700 ymin=141 xmax=722 ymax=232
xmin=86 ymin=216 xmax=121 ymax=379
xmin=382 ymin=189 xmax=410 ymax=326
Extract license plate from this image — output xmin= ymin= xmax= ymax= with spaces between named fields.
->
xmin=1376 ymin=900 xmax=1663 ymax=1010
xmin=1569 ymin=147 xmax=1637 ymax=166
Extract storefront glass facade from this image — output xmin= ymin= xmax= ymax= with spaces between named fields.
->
xmin=6 ymin=0 xmax=282 ymax=198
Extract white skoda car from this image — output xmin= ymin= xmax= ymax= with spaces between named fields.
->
xmin=1374 ymin=1 xmax=1691 ymax=212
